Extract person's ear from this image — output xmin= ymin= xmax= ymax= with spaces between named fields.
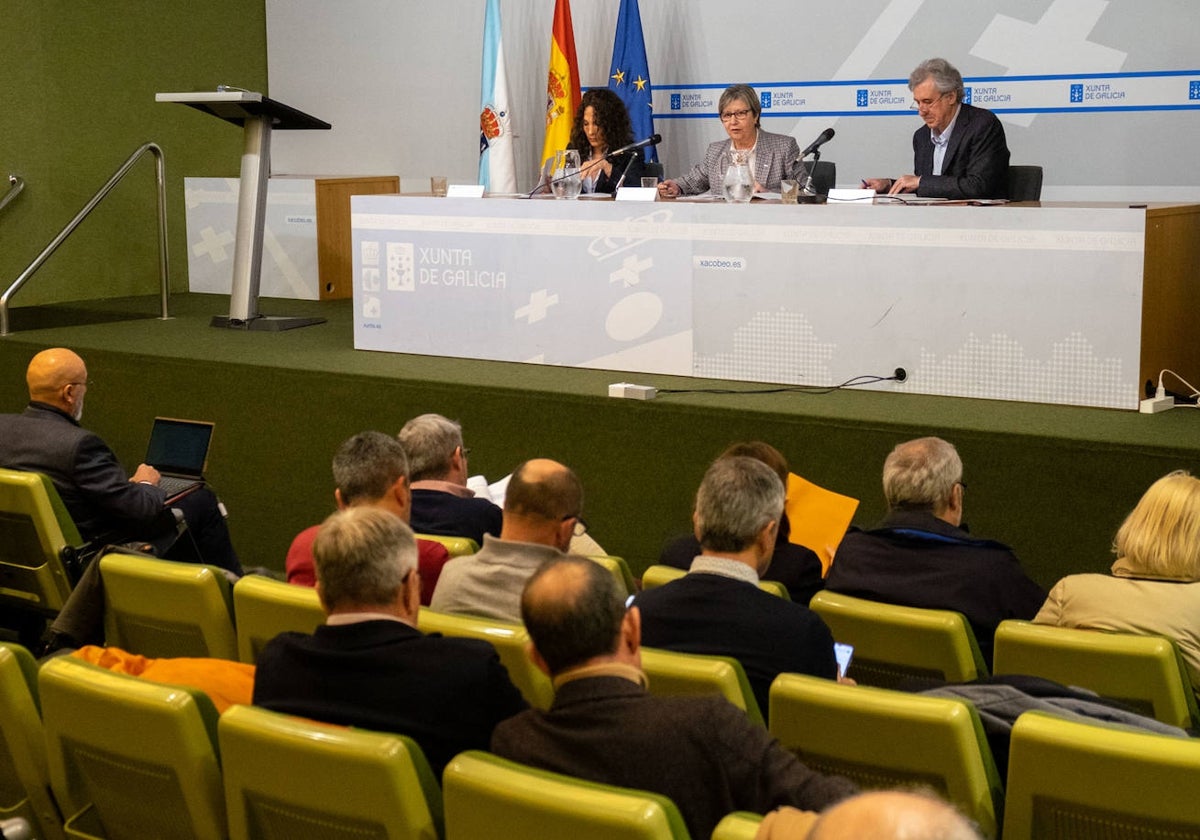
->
xmin=334 ymin=488 xmax=347 ymax=510
xmin=399 ymin=569 xmax=421 ymax=618
xmin=393 ymin=476 xmax=412 ymax=515
xmin=622 ymin=606 xmax=642 ymax=655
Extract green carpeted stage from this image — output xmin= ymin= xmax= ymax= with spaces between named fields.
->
xmin=1 ymin=293 xmax=1197 ymax=589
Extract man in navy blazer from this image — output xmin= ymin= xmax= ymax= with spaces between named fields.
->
xmin=864 ymin=58 xmax=1010 ymax=200
xmin=253 ymin=507 xmax=527 ymax=776
xmin=632 ymin=456 xmax=839 ymax=717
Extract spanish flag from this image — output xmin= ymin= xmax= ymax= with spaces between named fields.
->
xmin=540 ymin=0 xmax=581 ymax=168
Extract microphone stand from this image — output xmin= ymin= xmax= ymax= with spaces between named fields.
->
xmin=612 ymin=152 xmax=638 ymax=192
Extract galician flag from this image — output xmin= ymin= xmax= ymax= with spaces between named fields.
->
xmin=540 ymin=0 xmax=581 ymax=168
xmin=479 ymin=0 xmax=517 ymax=193
xmin=608 ymin=0 xmax=656 ymax=163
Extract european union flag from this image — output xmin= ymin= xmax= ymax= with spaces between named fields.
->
xmin=608 ymin=0 xmax=656 ymax=163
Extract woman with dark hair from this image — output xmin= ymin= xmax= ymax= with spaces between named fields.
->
xmin=566 ymin=88 xmax=644 ymax=195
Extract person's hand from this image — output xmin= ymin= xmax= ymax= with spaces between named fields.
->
xmin=131 ymin=463 xmax=161 ymax=485
xmin=861 ymin=177 xmax=891 ymax=193
xmin=836 ymin=674 xmax=857 ymax=686
xmin=889 ymin=174 xmax=921 ymax=195
xmin=657 ymin=179 xmax=681 ymax=198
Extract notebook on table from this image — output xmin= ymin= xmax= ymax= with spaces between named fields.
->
xmin=144 ymin=417 xmax=215 ymax=503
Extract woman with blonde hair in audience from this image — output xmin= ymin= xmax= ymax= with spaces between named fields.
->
xmin=1034 ymin=470 xmax=1200 ymax=698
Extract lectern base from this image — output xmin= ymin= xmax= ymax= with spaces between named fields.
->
xmin=210 ymin=314 xmax=327 ymax=332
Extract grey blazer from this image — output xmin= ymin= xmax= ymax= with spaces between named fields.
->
xmin=674 ymin=128 xmax=801 ymax=195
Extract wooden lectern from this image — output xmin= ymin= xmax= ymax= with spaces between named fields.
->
xmin=156 ymin=89 xmax=331 ymax=330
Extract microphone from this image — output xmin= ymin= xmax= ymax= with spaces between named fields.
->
xmin=605 ymin=134 xmax=662 ymax=160
xmin=798 ymin=127 xmax=835 ymax=159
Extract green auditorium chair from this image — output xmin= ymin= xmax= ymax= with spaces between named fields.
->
xmin=219 ymin=703 xmax=443 ymax=840
xmin=39 ymin=655 xmax=225 ymax=840
xmin=0 ymin=643 xmax=64 ymax=840
xmin=808 ymin=590 xmax=987 ymax=687
xmin=232 ymin=574 xmax=325 ymax=664
xmin=640 ymin=647 xmax=764 ymax=725
xmin=0 ymin=468 xmax=82 ymax=621
xmin=992 ymin=619 xmax=1199 ymax=730
xmin=99 ymin=552 xmax=238 ymax=660
xmin=711 ymin=812 xmax=764 ymax=840
xmin=770 ymin=673 xmax=1002 ymax=839
xmin=589 ymin=554 xmax=636 ymax=599
xmin=415 ymin=534 xmax=478 ymax=557
xmin=416 ymin=609 xmax=553 ymax=709
xmin=640 ymin=564 xmax=789 ymax=599
xmin=1003 ymin=711 xmax=1200 ymax=839
xmin=443 ymin=750 xmax=690 ymax=840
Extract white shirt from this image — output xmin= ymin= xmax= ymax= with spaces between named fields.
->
xmin=930 ymin=105 xmax=962 ymax=176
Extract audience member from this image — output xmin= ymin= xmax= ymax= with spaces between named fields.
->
xmin=633 ymin=456 xmax=839 ymax=716
xmin=492 ymin=556 xmax=856 ymax=840
xmin=253 ymin=507 xmax=527 ymax=775
xmin=0 ymin=347 xmax=240 ymax=572
xmin=0 ymin=347 xmax=242 ymax=649
xmin=397 ymin=413 xmax=502 ymax=546
xmin=660 ymin=441 xmax=824 ymax=604
xmin=826 ymin=437 xmax=1044 ymax=665
xmin=862 ymin=57 xmax=1010 ymax=200
xmin=430 ymin=458 xmax=580 ymax=622
xmin=804 ymin=789 xmax=982 ymax=840
xmin=1035 ymin=470 xmax=1200 ymax=699
xmin=285 ymin=431 xmax=450 ymax=604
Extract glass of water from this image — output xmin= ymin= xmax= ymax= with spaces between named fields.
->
xmin=552 ymin=150 xmax=582 ymax=200
xmin=721 ymin=149 xmax=753 ymax=203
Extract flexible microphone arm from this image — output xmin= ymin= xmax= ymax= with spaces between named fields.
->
xmin=604 ymin=134 xmax=661 ymax=160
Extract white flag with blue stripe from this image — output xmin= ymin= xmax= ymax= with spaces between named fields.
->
xmin=479 ymin=0 xmax=517 ymax=193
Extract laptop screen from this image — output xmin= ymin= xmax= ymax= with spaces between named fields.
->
xmin=145 ymin=417 xmax=214 ymax=477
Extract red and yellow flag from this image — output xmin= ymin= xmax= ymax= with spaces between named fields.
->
xmin=540 ymin=0 xmax=581 ymax=168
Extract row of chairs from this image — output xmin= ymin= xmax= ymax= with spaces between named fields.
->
xmin=92 ymin=552 xmax=761 ymax=718
xmin=94 ymin=550 xmax=1200 ymax=730
xmin=6 ymin=642 xmax=1199 ymax=840
xmin=768 ymin=672 xmax=1200 ymax=839
xmin=807 ymin=590 xmax=1200 ymax=730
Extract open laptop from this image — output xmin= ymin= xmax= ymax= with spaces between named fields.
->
xmin=144 ymin=417 xmax=215 ymax=503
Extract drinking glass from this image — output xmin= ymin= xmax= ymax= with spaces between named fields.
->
xmin=721 ymin=150 xmax=753 ymax=203
xmin=552 ymin=150 xmax=582 ymax=200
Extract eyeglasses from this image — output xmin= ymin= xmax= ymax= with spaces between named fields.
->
xmin=67 ymin=379 xmax=94 ymax=388
xmin=911 ymin=92 xmax=950 ymax=110
xmin=719 ymin=108 xmax=753 ymax=122
xmin=459 ymin=446 xmax=471 ymax=458
xmin=563 ymin=515 xmax=588 ymax=537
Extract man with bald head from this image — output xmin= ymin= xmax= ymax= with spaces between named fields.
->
xmin=430 ymin=458 xmax=582 ymax=622
xmin=0 ymin=347 xmax=240 ymax=573
xmin=492 ymin=556 xmax=855 ymax=840
xmin=805 ymin=790 xmax=982 ymax=840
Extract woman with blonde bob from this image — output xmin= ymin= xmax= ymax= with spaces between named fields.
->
xmin=1034 ymin=470 xmax=1200 ymax=698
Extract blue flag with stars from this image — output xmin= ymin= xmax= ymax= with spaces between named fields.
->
xmin=607 ymin=0 xmax=656 ymax=163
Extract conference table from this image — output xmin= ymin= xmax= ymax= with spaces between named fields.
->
xmin=349 ymin=195 xmax=1200 ymax=410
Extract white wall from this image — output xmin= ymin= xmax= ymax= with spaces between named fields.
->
xmin=265 ymin=0 xmax=1200 ymax=200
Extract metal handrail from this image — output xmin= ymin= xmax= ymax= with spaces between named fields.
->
xmin=0 ymin=174 xmax=23 ymax=214
xmin=1 ymin=143 xmax=170 ymax=336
